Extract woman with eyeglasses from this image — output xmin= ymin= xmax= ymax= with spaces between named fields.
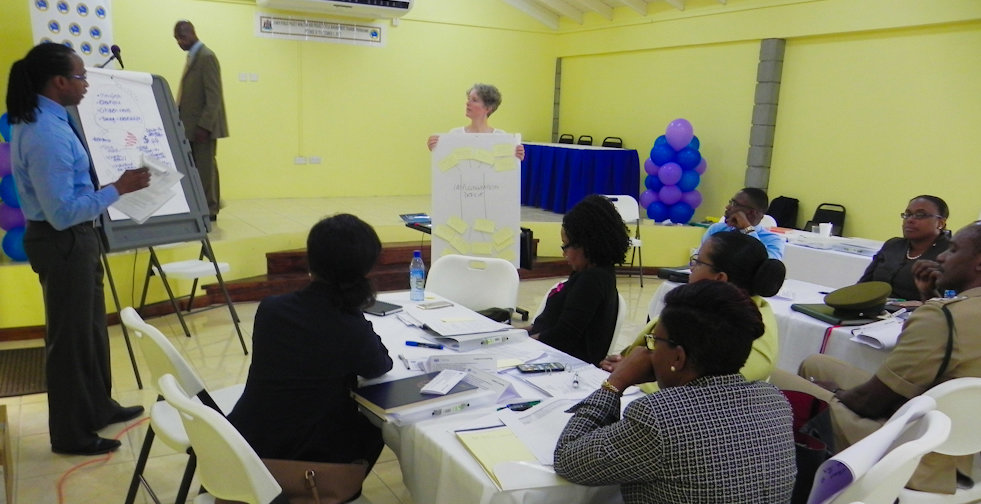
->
xmin=529 ymin=194 xmax=630 ymax=365
xmin=600 ymin=231 xmax=785 ymax=391
xmin=554 ymin=280 xmax=797 ymax=504
xmin=858 ymin=195 xmax=950 ymax=302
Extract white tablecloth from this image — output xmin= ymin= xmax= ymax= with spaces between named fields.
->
xmin=782 ymin=242 xmax=874 ymax=289
xmin=364 ymin=291 xmax=625 ymax=504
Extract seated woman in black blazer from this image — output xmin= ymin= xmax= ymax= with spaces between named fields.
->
xmin=530 ymin=194 xmax=630 ymax=365
xmin=858 ymin=195 xmax=951 ymax=302
xmin=228 ymin=214 xmax=393 ymax=469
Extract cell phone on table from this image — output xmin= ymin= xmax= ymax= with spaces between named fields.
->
xmin=516 ymin=362 xmax=566 ymax=373
xmin=418 ymin=300 xmax=453 ymax=310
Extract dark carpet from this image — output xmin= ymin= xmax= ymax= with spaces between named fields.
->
xmin=0 ymin=347 xmax=46 ymax=398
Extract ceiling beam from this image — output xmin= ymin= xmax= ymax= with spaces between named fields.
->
xmin=616 ymin=0 xmax=649 ymax=16
xmin=538 ymin=0 xmax=584 ymax=24
xmin=663 ymin=0 xmax=685 ymax=10
xmin=573 ymin=0 xmax=614 ymax=20
xmin=499 ymin=0 xmax=560 ymax=29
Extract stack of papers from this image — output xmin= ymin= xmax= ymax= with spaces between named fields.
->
xmin=849 ymin=317 xmax=904 ymax=350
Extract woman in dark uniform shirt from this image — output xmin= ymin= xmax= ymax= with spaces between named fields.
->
xmin=228 ymin=214 xmax=393 ymax=469
xmin=858 ymin=195 xmax=950 ymax=301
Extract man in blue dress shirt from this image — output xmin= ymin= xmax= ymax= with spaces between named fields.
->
xmin=6 ymin=43 xmax=150 ymax=455
xmin=701 ymin=187 xmax=785 ymax=259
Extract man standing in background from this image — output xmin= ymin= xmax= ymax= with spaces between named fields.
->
xmin=174 ymin=20 xmax=228 ymax=221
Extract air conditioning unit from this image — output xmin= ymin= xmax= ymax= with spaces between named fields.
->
xmin=256 ymin=0 xmax=413 ymax=19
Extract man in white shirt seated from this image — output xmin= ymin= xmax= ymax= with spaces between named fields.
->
xmin=701 ymin=187 xmax=785 ymax=259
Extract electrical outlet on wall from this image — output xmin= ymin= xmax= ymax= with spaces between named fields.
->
xmin=294 ymin=156 xmax=307 ymax=165
xmin=309 ymin=156 xmax=322 ymax=164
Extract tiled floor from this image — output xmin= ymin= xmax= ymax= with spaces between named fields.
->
xmin=0 ymin=197 xmax=660 ymax=504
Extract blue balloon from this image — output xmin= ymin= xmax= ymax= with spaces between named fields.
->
xmin=650 ymin=144 xmax=675 ymax=166
xmin=2 ymin=226 xmax=27 ymax=262
xmin=668 ymin=202 xmax=695 ymax=224
xmin=687 ymin=135 xmax=700 ymax=151
xmin=647 ymin=201 xmax=669 ymax=222
xmin=0 ymin=175 xmax=19 ymax=208
xmin=653 ymin=135 xmax=668 ymax=149
xmin=675 ymin=147 xmax=702 ymax=171
xmin=0 ymin=113 xmax=10 ymax=142
xmin=644 ymin=174 xmax=663 ymax=192
xmin=677 ymin=170 xmax=701 ymax=192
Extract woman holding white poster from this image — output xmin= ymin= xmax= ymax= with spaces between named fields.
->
xmin=427 ymin=83 xmax=525 ymax=160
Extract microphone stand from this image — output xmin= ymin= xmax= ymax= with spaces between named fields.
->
xmin=96 ymin=55 xmax=118 ymax=69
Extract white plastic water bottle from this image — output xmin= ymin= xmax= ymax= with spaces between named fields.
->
xmin=409 ymin=250 xmax=425 ymax=301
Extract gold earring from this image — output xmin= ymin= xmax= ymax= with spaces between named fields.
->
xmin=670 ymin=366 xmax=676 ymax=372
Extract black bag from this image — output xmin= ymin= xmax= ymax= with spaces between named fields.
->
xmin=782 ymin=390 xmax=834 ymax=504
xmin=767 ymin=196 xmax=800 ymax=229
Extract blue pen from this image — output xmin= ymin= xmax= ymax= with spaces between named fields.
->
xmin=497 ymin=400 xmax=542 ymax=411
xmin=406 ymin=341 xmax=443 ymax=350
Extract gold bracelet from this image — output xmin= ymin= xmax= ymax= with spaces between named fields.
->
xmin=601 ymin=380 xmax=622 ymax=395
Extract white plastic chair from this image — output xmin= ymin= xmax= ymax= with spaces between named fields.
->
xmin=157 ymin=374 xmax=286 ymax=504
xmin=812 ymin=395 xmax=951 ymax=504
xmin=604 ymin=195 xmax=644 ymax=287
xmin=760 ymin=214 xmax=778 ymax=230
xmin=425 ymin=255 xmax=520 ymax=314
xmin=122 ymin=307 xmax=246 ymax=504
xmin=897 ymin=377 xmax=981 ymax=503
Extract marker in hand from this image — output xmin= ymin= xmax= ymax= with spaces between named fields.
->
xmin=406 ymin=341 xmax=443 ymax=350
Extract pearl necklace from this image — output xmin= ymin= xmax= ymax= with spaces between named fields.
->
xmin=906 ymin=247 xmax=924 ymax=260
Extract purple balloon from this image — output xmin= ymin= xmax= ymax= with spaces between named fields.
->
xmin=0 ymin=203 xmax=24 ymax=231
xmin=644 ymin=174 xmax=663 ymax=192
xmin=682 ymin=189 xmax=703 ymax=209
xmin=647 ymin=201 xmax=669 ymax=222
xmin=668 ymin=202 xmax=695 ymax=224
xmin=639 ymin=189 xmax=658 ymax=208
xmin=659 ymin=184 xmax=682 ymax=206
xmin=0 ymin=143 xmax=11 ymax=177
xmin=675 ymin=147 xmax=701 ymax=171
xmin=665 ymin=118 xmax=694 ymax=151
xmin=657 ymin=162 xmax=682 ymax=186
xmin=643 ymin=157 xmax=659 ymax=176
xmin=694 ymin=157 xmax=707 ymax=175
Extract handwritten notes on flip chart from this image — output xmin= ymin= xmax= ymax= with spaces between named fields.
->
xmin=431 ymin=133 xmax=521 ymax=266
xmin=76 ymin=68 xmax=189 ymax=222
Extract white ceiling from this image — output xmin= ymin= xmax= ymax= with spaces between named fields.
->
xmin=499 ymin=0 xmax=727 ymax=30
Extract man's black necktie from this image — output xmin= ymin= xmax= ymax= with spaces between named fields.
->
xmin=66 ymin=113 xmax=101 ymax=190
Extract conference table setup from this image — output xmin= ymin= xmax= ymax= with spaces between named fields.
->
xmin=648 ymin=278 xmax=900 ymax=375
xmin=360 ymin=291 xmax=629 ymax=504
xmin=520 ymin=142 xmax=641 ymax=213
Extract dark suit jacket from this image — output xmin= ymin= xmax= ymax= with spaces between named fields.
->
xmin=178 ymin=43 xmax=228 ymax=140
xmin=531 ymin=265 xmax=619 ymax=365
xmin=859 ymin=233 xmax=951 ymax=301
xmin=227 ymin=282 xmax=393 ymax=463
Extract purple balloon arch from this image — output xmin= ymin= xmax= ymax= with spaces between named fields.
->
xmin=640 ymin=118 xmax=707 ymax=224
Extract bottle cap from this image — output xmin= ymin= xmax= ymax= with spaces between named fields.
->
xmin=944 ymin=289 xmax=956 ymax=298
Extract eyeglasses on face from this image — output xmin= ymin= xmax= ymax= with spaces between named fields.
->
xmin=689 ymin=254 xmax=715 ymax=270
xmin=900 ymin=212 xmax=942 ymax=220
xmin=68 ymin=74 xmax=87 ymax=82
xmin=560 ymin=243 xmax=575 ymax=252
xmin=645 ymin=333 xmax=677 ymax=350
xmin=727 ymin=199 xmax=758 ymax=211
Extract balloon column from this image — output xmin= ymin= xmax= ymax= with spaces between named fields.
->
xmin=640 ymin=118 xmax=707 ymax=224
xmin=0 ymin=112 xmax=28 ymax=262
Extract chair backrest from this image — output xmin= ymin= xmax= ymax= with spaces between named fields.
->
xmin=601 ymin=136 xmax=623 ymax=148
xmin=158 ymin=374 xmax=286 ymax=504
xmin=425 ymin=255 xmax=520 ymax=312
xmin=608 ymin=292 xmax=627 ymax=355
xmin=577 ymin=135 xmax=593 ymax=145
xmin=604 ymin=194 xmax=640 ymax=225
xmin=533 ymin=281 xmax=562 ymax=320
xmin=806 ymin=203 xmax=846 ymax=236
xmin=760 ymin=214 xmax=778 ymax=230
xmin=921 ymin=376 xmax=981 ymax=456
xmin=557 ymin=134 xmax=574 ymax=144
xmin=820 ymin=409 xmax=951 ymax=504
xmin=120 ymin=307 xmax=209 ymax=398
xmin=767 ymin=195 xmax=800 ymax=229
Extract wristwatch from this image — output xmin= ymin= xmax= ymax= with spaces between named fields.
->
xmin=741 ymin=226 xmax=756 ymax=234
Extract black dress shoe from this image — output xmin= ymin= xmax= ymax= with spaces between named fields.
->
xmin=52 ymin=437 xmax=121 ymax=456
xmin=108 ymin=404 xmax=145 ymax=424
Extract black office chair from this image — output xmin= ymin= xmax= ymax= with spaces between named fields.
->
xmin=577 ymin=135 xmax=593 ymax=145
xmin=558 ymin=134 xmax=574 ymax=144
xmin=804 ymin=203 xmax=846 ymax=236
xmin=601 ymin=136 xmax=623 ymax=148
xmin=768 ymin=196 xmax=800 ymax=229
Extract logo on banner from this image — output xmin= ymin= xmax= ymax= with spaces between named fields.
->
xmin=89 ymin=26 xmax=102 ymax=39
xmin=35 ymin=0 xmax=50 ymax=11
xmin=56 ymin=1 xmax=69 ymax=14
xmin=98 ymin=43 xmax=110 ymax=56
xmin=48 ymin=20 xmax=60 ymax=34
xmin=69 ymin=23 xmax=81 ymax=36
xmin=95 ymin=5 xmax=106 ymax=18
xmin=77 ymin=3 xmax=89 ymax=16
xmin=80 ymin=41 xmax=93 ymax=55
